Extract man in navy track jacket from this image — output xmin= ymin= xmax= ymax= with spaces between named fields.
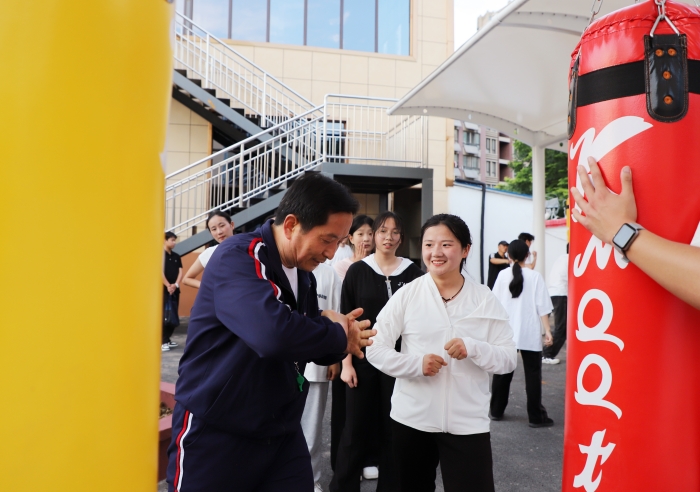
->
xmin=167 ymin=174 xmax=376 ymax=492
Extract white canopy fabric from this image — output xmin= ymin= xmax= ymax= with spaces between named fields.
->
xmin=389 ymin=0 xmax=695 ymax=147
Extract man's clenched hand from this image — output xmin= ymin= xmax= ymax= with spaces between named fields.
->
xmin=322 ymin=308 xmax=376 ymax=359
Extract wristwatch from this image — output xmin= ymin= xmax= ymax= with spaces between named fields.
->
xmin=612 ymin=222 xmax=644 ymax=261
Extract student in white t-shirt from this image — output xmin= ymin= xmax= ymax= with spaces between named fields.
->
xmin=490 ymin=239 xmax=554 ymax=428
xmin=329 ymin=237 xmax=353 ymax=266
xmin=301 ymin=263 xmax=342 ymax=492
xmin=182 ymin=210 xmax=235 ymax=289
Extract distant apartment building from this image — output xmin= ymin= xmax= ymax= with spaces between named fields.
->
xmin=453 ymin=121 xmax=513 ymax=187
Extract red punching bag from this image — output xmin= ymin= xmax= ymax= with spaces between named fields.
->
xmin=564 ymin=1 xmax=700 ymax=490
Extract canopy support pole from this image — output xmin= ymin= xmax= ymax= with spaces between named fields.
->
xmin=532 ymin=145 xmax=546 ymax=277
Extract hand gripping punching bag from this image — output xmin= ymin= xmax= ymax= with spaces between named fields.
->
xmin=564 ymin=1 xmax=700 ymax=490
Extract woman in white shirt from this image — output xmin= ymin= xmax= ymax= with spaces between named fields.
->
xmin=490 ymin=239 xmax=554 ymax=428
xmin=332 ymin=214 xmax=374 ymax=280
xmin=181 ymin=210 xmax=235 ymax=289
xmin=367 ymin=214 xmax=516 ymax=492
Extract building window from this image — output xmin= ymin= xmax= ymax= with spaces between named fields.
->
xmin=454 ymin=128 xmax=460 ymax=143
xmin=307 ymin=0 xmax=341 ymax=49
xmin=485 ymin=160 xmax=498 ymax=177
xmin=181 ymin=0 xmax=410 ymax=55
xmin=193 ymin=0 xmax=230 ymax=38
xmin=270 ymin=0 xmax=305 ymax=45
xmin=378 ymin=0 xmax=410 ymax=55
xmin=465 ymin=155 xmax=479 ymax=169
xmin=454 ymin=152 xmax=460 ymax=168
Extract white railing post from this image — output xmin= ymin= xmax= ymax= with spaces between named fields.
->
xmin=261 ymin=73 xmax=267 ymax=127
xmin=322 ymin=97 xmax=328 ymax=163
xmin=204 ymin=33 xmax=211 ymax=88
xmin=238 ymin=143 xmax=245 ymax=207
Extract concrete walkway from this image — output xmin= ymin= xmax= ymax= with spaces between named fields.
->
xmin=160 ymin=321 xmax=567 ymax=492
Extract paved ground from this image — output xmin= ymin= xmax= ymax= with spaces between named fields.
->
xmin=160 ymin=320 xmax=567 ymax=492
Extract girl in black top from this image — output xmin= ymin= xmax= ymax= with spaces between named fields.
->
xmin=330 ymin=212 xmax=424 ymax=492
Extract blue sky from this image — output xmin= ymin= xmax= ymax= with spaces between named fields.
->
xmin=454 ymin=0 xmax=512 ymax=49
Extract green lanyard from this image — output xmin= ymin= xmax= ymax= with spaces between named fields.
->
xmin=294 ymin=362 xmax=305 ymax=392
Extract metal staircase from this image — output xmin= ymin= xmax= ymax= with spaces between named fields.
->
xmin=168 ymin=15 xmax=427 ymax=256
xmin=174 ymin=12 xmax=313 ymax=128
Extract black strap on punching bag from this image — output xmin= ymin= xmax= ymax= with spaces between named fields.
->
xmin=569 ymin=33 xmax=700 ymax=136
xmin=575 ymin=34 xmax=700 ymax=108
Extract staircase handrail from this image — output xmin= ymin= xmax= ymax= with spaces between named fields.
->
xmin=166 ymin=104 xmax=323 ymax=183
xmin=165 ymin=112 xmax=324 ymax=234
xmin=165 ymin=95 xmax=426 ymax=237
xmin=174 ymin=12 xmax=313 ymax=124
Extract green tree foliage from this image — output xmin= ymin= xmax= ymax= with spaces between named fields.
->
xmin=497 ymin=141 xmax=569 ymax=217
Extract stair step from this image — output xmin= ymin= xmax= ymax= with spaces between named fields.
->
xmin=204 ymin=88 xmax=216 ymax=96
xmin=218 ymin=98 xmax=231 ymax=106
xmin=188 ymin=78 xmax=202 ymax=87
xmin=175 ymin=68 xmax=188 ymax=77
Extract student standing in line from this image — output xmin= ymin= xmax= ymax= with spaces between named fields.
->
xmin=487 ymin=240 xmax=510 ymax=290
xmin=182 ymin=210 xmax=235 ymax=289
xmin=163 ymin=231 xmax=183 ymax=352
xmin=329 ymin=236 xmax=353 ymax=266
xmin=330 ymin=214 xmax=375 ymax=473
xmin=302 ymin=262 xmax=342 ymax=492
xmin=518 ymin=232 xmax=537 ymax=270
xmin=330 ymin=211 xmax=424 ymax=492
xmin=543 ymin=245 xmax=569 ymax=365
xmin=366 ymin=214 xmax=516 ymax=492
xmin=332 ymin=215 xmax=374 ymax=281
xmin=490 ymin=239 xmax=554 ymax=428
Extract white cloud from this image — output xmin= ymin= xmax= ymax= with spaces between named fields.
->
xmin=454 ymin=0 xmax=512 ymax=50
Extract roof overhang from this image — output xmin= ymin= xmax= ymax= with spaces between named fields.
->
xmin=389 ymin=0 xmax=695 ymax=148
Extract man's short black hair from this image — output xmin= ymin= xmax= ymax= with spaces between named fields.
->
xmin=165 ymin=231 xmax=177 ymax=240
xmin=274 ymin=173 xmax=359 ymax=231
xmin=518 ymin=232 xmax=535 ymax=242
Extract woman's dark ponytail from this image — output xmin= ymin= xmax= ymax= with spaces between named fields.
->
xmin=507 ymin=240 xmax=529 ymax=298
xmin=510 ymin=263 xmax=524 ymax=298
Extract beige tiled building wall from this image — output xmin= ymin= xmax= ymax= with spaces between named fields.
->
xmin=165 ymin=99 xmax=212 ymax=177
xmin=165 ymin=0 xmax=455 ymax=214
xmin=164 ymin=100 xmax=213 ymax=233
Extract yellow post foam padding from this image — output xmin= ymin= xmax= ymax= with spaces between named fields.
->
xmin=0 ymin=1 xmax=173 ymax=490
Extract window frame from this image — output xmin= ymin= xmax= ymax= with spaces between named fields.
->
xmin=183 ymin=0 xmax=411 ymax=55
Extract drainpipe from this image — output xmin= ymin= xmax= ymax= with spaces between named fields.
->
xmin=461 ymin=178 xmax=487 ymax=284
xmin=479 ymin=181 xmax=486 ymax=285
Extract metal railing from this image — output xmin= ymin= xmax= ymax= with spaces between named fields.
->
xmin=165 ymin=96 xmax=426 ymax=238
xmin=174 ymin=12 xmax=314 ymax=127
xmin=322 ymin=95 xmax=425 ymax=167
xmin=165 ymin=105 xmax=325 ymax=236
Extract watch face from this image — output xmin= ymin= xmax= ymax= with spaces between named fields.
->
xmin=614 ymin=224 xmax=637 ymax=250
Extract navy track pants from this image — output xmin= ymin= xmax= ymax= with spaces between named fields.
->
xmin=167 ymin=402 xmax=313 ymax=492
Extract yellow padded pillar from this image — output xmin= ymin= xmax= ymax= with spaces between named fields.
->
xmin=0 ymin=1 xmax=172 ymax=490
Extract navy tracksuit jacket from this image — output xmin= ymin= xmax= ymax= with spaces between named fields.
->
xmin=167 ymin=220 xmax=347 ymax=491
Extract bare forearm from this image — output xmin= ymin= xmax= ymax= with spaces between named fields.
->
xmin=540 ymin=314 xmax=551 ymax=334
xmin=626 ymin=231 xmax=700 ymax=310
xmin=182 ymin=277 xmax=201 ymax=289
